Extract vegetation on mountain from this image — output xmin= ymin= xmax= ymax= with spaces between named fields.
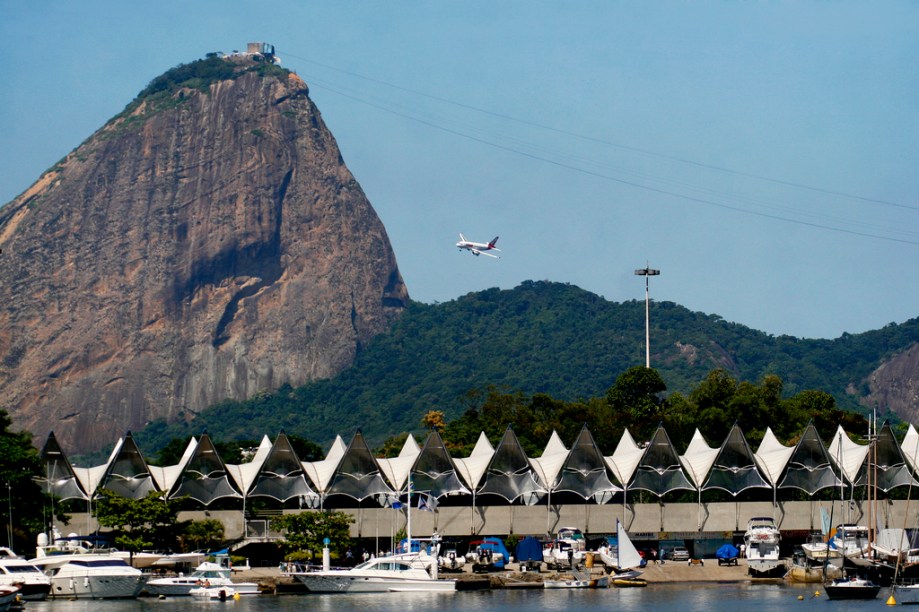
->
xmin=132 ymin=281 xmax=917 ymax=459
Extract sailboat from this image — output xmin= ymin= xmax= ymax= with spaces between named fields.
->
xmin=602 ymin=520 xmax=647 ymax=586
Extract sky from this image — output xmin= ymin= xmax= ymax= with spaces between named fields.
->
xmin=2 ymin=2 xmax=917 ymax=340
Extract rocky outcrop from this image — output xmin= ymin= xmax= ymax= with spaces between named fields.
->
xmin=862 ymin=343 xmax=919 ymax=423
xmin=0 ymin=57 xmax=408 ymax=453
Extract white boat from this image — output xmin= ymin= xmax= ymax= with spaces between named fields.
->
xmin=29 ymin=532 xmax=143 ymax=599
xmin=544 ymin=576 xmax=609 ymax=589
xmin=802 ymin=524 xmax=870 ymax=561
xmin=438 ymin=549 xmax=465 ymax=572
xmin=190 ymin=584 xmax=241 ymax=600
xmin=0 ymin=546 xmax=52 ymax=600
xmin=743 ymin=516 xmax=785 ymax=577
xmin=145 ymin=554 xmax=260 ymax=597
xmin=0 ymin=586 xmax=21 ymax=612
xmin=290 ymin=553 xmax=456 ymax=593
xmin=543 ymin=527 xmax=587 ymax=569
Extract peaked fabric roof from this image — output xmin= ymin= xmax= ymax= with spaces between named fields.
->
xmin=902 ymin=424 xmax=919 ymax=473
xmin=323 ymin=431 xmax=394 ymax=501
xmin=605 ymin=428 xmax=644 ymax=487
xmin=477 ymin=427 xmax=545 ymax=504
xmin=552 ymin=425 xmax=621 ymax=501
xmin=454 ymin=431 xmax=495 ymax=491
xmin=529 ymin=431 xmax=569 ymax=490
xmin=37 ymin=431 xmax=89 ymax=501
xmin=245 ymin=433 xmax=320 ymax=504
xmin=631 ymin=425 xmax=695 ymax=496
xmin=377 ymin=434 xmax=422 ymax=492
xmin=703 ymin=424 xmax=771 ymax=496
xmin=777 ymin=422 xmax=840 ymax=494
xmin=828 ymin=426 xmax=869 ymax=484
xmin=96 ymin=432 xmax=158 ymax=499
xmin=679 ymin=429 xmax=719 ymax=488
xmin=302 ymin=435 xmax=348 ymax=493
xmin=753 ymin=428 xmax=795 ymax=487
xmin=854 ymin=421 xmax=918 ymax=492
xmin=410 ymin=430 xmax=470 ymax=499
xmin=168 ymin=433 xmax=242 ymax=505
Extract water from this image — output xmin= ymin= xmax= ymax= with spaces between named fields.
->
xmin=22 ymin=583 xmax=899 ymax=612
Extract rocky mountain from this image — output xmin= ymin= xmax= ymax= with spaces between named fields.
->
xmin=0 ymin=53 xmax=408 ymax=454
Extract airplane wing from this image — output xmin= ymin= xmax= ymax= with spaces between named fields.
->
xmin=476 ymin=250 xmax=499 ymax=259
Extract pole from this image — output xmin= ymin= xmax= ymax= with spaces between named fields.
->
xmin=634 ymin=267 xmax=660 ymax=368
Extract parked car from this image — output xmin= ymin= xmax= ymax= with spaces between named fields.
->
xmin=670 ymin=546 xmax=690 ymax=561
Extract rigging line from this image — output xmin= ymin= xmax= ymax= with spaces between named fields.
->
xmin=312 ymin=81 xmax=919 ymax=247
xmin=302 ymin=73 xmax=919 ymax=239
xmin=282 ymin=52 xmax=917 ymax=211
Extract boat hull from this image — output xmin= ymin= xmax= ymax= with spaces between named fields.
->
xmin=49 ymin=574 xmax=142 ymax=599
xmin=296 ymin=574 xmax=456 ymax=593
xmin=893 ymin=584 xmax=919 ymax=605
xmin=146 ymin=578 xmax=260 ymax=597
xmin=824 ymin=584 xmax=880 ymax=600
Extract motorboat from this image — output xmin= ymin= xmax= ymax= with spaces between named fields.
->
xmin=743 ymin=517 xmax=785 ymax=577
xmin=29 ymin=532 xmax=143 ymax=599
xmin=544 ymin=565 xmax=608 ymax=589
xmin=190 ymin=584 xmax=240 ymax=600
xmin=823 ymin=574 xmax=881 ymax=600
xmin=803 ymin=524 xmax=870 ymax=561
xmin=543 ymin=527 xmax=587 ymax=569
xmin=145 ymin=554 xmax=260 ymax=596
xmin=0 ymin=586 xmax=21 ymax=612
xmin=289 ymin=553 xmax=456 ymax=593
xmin=437 ymin=549 xmax=465 ymax=572
xmin=0 ymin=546 xmax=52 ymax=600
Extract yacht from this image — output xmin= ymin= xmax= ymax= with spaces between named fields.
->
xmin=0 ymin=546 xmax=52 ymax=600
xmin=743 ymin=517 xmax=785 ymax=577
xmin=289 ymin=553 xmax=456 ymax=593
xmin=29 ymin=532 xmax=143 ymax=599
xmin=145 ymin=554 xmax=260 ymax=597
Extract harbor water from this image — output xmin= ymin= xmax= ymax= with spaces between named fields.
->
xmin=22 ymin=583 xmax=902 ymax=612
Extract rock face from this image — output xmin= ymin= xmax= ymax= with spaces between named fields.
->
xmin=0 ymin=57 xmax=408 ymax=453
xmin=862 ymin=344 xmax=919 ymax=424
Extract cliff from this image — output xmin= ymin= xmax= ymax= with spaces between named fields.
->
xmin=0 ymin=56 xmax=408 ymax=453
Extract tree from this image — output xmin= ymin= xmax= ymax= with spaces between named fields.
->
xmin=0 ymin=409 xmax=45 ymax=550
xmin=183 ymin=519 xmax=225 ymax=552
xmin=94 ymin=490 xmax=185 ymax=559
xmin=421 ymin=410 xmax=446 ymax=433
xmin=606 ymin=366 xmax=668 ymax=441
xmin=272 ymin=511 xmax=353 ymax=560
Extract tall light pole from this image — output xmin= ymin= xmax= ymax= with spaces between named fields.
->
xmin=634 ymin=266 xmax=660 ymax=368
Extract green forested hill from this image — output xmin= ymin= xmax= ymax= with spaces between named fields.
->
xmin=137 ymin=280 xmax=919 ymax=455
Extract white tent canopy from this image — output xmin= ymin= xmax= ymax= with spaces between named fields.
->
xmin=754 ymin=428 xmax=795 ymax=487
xmin=828 ymin=426 xmax=869 ymax=484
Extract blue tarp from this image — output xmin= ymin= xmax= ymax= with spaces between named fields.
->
xmin=516 ymin=536 xmax=543 ymax=562
xmin=716 ymin=544 xmax=739 ymax=559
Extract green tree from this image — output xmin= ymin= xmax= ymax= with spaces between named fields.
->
xmin=606 ymin=366 xmax=668 ymax=441
xmin=94 ymin=490 xmax=185 ymax=560
xmin=272 ymin=511 xmax=353 ymax=560
xmin=183 ymin=519 xmax=225 ymax=551
xmin=0 ymin=410 xmax=45 ymax=550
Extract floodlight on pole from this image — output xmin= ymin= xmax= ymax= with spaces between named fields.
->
xmin=634 ymin=266 xmax=660 ymax=368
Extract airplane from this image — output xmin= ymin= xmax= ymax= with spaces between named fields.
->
xmin=456 ymin=234 xmax=500 ymax=258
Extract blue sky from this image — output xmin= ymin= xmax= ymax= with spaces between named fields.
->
xmin=2 ymin=2 xmax=917 ymax=340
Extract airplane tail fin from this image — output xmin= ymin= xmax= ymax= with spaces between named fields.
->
xmin=488 ymin=237 xmax=499 ymax=249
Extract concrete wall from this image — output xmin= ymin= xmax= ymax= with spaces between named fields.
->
xmin=62 ymin=499 xmax=919 ymax=542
